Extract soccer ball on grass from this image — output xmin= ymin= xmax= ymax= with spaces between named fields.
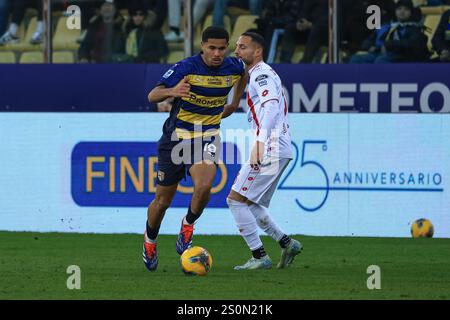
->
xmin=180 ymin=246 xmax=213 ymax=276
xmin=411 ymin=218 xmax=434 ymax=238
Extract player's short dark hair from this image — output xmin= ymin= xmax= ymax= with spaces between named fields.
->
xmin=241 ymin=31 xmax=266 ymax=52
xmin=202 ymin=26 xmax=229 ymax=43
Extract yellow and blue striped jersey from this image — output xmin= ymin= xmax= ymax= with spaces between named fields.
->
xmin=156 ymin=53 xmax=245 ymax=142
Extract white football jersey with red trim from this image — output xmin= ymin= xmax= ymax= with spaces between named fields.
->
xmin=246 ymin=62 xmax=293 ymax=159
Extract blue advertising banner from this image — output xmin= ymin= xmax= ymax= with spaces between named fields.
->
xmin=71 ymin=141 xmax=241 ymax=208
xmin=0 ymin=64 xmax=449 ymax=113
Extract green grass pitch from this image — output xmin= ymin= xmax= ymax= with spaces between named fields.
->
xmin=1 ymin=231 xmax=450 ymax=299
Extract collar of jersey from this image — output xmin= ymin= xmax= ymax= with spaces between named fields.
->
xmin=248 ymin=61 xmax=264 ymax=76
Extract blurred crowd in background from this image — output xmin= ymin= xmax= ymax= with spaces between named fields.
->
xmin=0 ymin=0 xmax=449 ymax=65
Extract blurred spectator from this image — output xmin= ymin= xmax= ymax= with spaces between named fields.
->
xmin=213 ymin=0 xmax=263 ymax=28
xmin=279 ymin=0 xmax=329 ymax=63
xmin=78 ymin=0 xmax=126 ymax=63
xmin=76 ymin=0 xmax=167 ymax=44
xmin=164 ymin=0 xmax=263 ymax=42
xmin=74 ymin=0 xmax=103 ymax=44
xmin=340 ymin=0 xmax=396 ymax=58
xmin=255 ymin=0 xmax=302 ymax=59
xmin=0 ymin=0 xmax=10 ymax=36
xmin=122 ymin=5 xmax=168 ymax=63
xmin=0 ymin=0 xmax=44 ymax=46
xmin=432 ymin=9 xmax=450 ymax=62
xmin=157 ymin=97 xmax=174 ymax=112
xmin=122 ymin=0 xmax=167 ymax=30
xmin=349 ymin=0 xmax=429 ymax=63
xmin=193 ymin=0 xmax=214 ymax=29
xmin=143 ymin=0 xmax=168 ymax=31
xmin=165 ymin=0 xmax=216 ymax=42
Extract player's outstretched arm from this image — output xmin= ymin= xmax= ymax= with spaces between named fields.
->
xmin=148 ymin=77 xmax=191 ymax=103
xmin=222 ymin=72 xmax=249 ymax=119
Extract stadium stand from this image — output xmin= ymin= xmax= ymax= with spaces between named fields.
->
xmin=229 ymin=15 xmax=258 ymax=50
xmin=53 ymin=16 xmax=81 ymax=51
xmin=19 ymin=51 xmax=43 ymax=63
xmin=0 ymin=0 xmax=448 ymax=64
xmin=0 ymin=21 xmax=25 ymax=51
xmin=166 ymin=50 xmax=185 ymax=64
xmin=53 ymin=51 xmax=75 ymax=64
xmin=193 ymin=14 xmax=232 ymax=52
xmin=423 ymin=14 xmax=442 ymax=53
xmin=10 ymin=16 xmax=40 ymax=51
xmin=0 ymin=51 xmax=15 ymax=63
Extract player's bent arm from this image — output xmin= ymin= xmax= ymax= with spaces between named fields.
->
xmin=148 ymin=77 xmax=191 ymax=103
xmin=222 ymin=72 xmax=249 ymax=119
xmin=256 ymin=99 xmax=280 ymax=143
xmin=148 ymin=85 xmax=174 ymax=103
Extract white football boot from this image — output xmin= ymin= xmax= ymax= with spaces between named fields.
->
xmin=277 ymin=239 xmax=303 ymax=269
xmin=234 ymin=255 xmax=272 ymax=270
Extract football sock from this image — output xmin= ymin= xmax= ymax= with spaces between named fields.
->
xmin=227 ymin=198 xmax=263 ymax=251
xmin=8 ymin=23 xmax=18 ymax=36
xmin=252 ymin=246 xmax=267 ymax=259
xmin=184 ymin=205 xmax=202 ymax=225
xmin=145 ymin=221 xmax=159 ymax=242
xmin=279 ymin=234 xmax=292 ymax=249
xmin=35 ymin=21 xmax=44 ymax=34
xmin=248 ymin=203 xmax=285 ymax=242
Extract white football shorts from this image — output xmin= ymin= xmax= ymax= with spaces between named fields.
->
xmin=231 ymin=158 xmax=291 ymax=208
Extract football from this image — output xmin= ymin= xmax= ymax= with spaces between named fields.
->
xmin=411 ymin=218 xmax=434 ymax=238
xmin=180 ymin=246 xmax=213 ymax=276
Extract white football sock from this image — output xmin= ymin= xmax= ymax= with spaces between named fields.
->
xmin=227 ymin=198 xmax=262 ymax=251
xmin=8 ymin=23 xmax=18 ymax=36
xmin=35 ymin=21 xmax=45 ymax=34
xmin=249 ymin=203 xmax=285 ymax=242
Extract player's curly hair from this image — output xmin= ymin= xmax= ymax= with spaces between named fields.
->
xmin=202 ymin=26 xmax=229 ymax=43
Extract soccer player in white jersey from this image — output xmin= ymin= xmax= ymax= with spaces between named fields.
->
xmin=223 ymin=32 xmax=302 ymax=270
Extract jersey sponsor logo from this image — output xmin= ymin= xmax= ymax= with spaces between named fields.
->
xmin=71 ymin=141 xmax=241 ymax=208
xmin=258 ymin=80 xmax=268 ymax=87
xmin=262 ymin=89 xmax=269 ymax=97
xmin=162 ymin=69 xmax=174 ymax=79
xmin=255 ymin=74 xmax=268 ymax=82
xmin=188 ymin=74 xmax=241 ymax=88
xmin=207 ymin=77 xmax=223 ymax=85
xmin=185 ymin=93 xmax=227 ymax=107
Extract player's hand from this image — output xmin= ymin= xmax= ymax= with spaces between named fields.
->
xmin=250 ymin=141 xmax=265 ymax=169
xmin=171 ymin=76 xmax=191 ymax=98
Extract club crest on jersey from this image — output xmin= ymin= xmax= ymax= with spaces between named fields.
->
xmin=204 ymin=143 xmax=217 ymax=158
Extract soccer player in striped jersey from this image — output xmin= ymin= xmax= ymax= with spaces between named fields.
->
xmin=142 ymin=26 xmax=248 ymax=271
xmin=226 ymin=32 xmax=302 ymax=270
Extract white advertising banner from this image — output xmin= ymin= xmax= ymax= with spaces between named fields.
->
xmin=0 ymin=113 xmax=448 ymax=237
